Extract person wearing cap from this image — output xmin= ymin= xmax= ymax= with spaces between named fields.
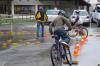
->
xmin=35 ymin=7 xmax=48 ymax=39
xmin=72 ymin=10 xmax=80 ymax=26
xmin=49 ymin=11 xmax=72 ymax=44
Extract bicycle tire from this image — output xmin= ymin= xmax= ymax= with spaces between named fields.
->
xmin=50 ymin=44 xmax=62 ymax=66
xmin=69 ymin=26 xmax=88 ymax=37
xmin=62 ymin=44 xmax=72 ymax=66
xmin=81 ymin=27 xmax=88 ymax=37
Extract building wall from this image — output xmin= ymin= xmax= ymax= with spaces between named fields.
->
xmin=11 ymin=0 xmax=75 ymax=15
xmin=0 ymin=0 xmax=11 ymax=14
xmin=12 ymin=0 xmax=56 ymax=15
xmin=13 ymin=0 xmax=54 ymax=5
xmin=0 ymin=0 xmax=76 ymax=16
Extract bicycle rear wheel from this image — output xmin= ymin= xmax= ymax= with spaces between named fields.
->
xmin=50 ymin=44 xmax=62 ymax=66
xmin=81 ymin=27 xmax=88 ymax=37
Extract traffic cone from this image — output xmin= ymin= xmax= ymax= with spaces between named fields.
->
xmin=80 ymin=38 xmax=85 ymax=45
xmin=75 ymin=44 xmax=80 ymax=50
xmin=82 ymin=35 xmax=87 ymax=40
xmin=83 ymin=35 xmax=87 ymax=39
xmin=73 ymin=48 xmax=79 ymax=57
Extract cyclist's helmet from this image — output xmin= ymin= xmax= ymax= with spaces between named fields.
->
xmin=58 ymin=10 xmax=65 ymax=16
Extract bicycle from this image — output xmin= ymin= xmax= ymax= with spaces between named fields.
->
xmin=50 ymin=35 xmax=72 ymax=66
xmin=69 ymin=15 xmax=88 ymax=38
xmin=68 ymin=23 xmax=88 ymax=40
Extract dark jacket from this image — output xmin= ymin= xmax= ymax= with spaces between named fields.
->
xmin=49 ymin=15 xmax=72 ymax=34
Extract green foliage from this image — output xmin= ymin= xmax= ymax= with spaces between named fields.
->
xmin=0 ymin=18 xmax=36 ymax=25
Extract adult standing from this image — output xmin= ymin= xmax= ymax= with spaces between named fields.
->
xmin=35 ymin=7 xmax=48 ymax=39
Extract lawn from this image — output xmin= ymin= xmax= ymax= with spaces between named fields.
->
xmin=0 ymin=18 xmax=36 ymax=25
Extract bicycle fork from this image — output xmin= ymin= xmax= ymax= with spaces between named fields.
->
xmin=63 ymin=44 xmax=72 ymax=66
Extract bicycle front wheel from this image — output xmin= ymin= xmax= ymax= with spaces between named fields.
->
xmin=50 ymin=44 xmax=62 ymax=66
xmin=62 ymin=44 xmax=72 ymax=66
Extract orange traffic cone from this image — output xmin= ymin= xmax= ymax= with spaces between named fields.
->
xmin=80 ymin=38 xmax=85 ymax=45
xmin=75 ymin=44 xmax=80 ymax=50
xmin=73 ymin=48 xmax=79 ymax=57
xmin=82 ymin=35 xmax=87 ymax=40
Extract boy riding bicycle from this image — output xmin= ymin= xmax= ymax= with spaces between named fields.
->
xmin=49 ymin=11 xmax=72 ymax=45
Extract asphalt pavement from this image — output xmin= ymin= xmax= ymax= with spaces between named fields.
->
xmin=0 ymin=23 xmax=100 ymax=66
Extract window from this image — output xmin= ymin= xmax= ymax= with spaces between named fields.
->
xmin=14 ymin=5 xmax=35 ymax=14
xmin=74 ymin=11 xmax=88 ymax=16
xmin=46 ymin=10 xmax=59 ymax=15
xmin=0 ymin=0 xmax=11 ymax=14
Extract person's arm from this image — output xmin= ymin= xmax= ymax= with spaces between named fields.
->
xmin=44 ymin=12 xmax=48 ymax=22
xmin=62 ymin=16 xmax=72 ymax=30
xmin=49 ymin=21 xmax=54 ymax=35
xmin=73 ymin=15 xmax=79 ymax=25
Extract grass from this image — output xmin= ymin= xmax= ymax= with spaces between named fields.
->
xmin=0 ymin=18 xmax=36 ymax=25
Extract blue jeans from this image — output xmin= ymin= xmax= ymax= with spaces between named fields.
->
xmin=36 ymin=22 xmax=44 ymax=38
xmin=54 ymin=29 xmax=70 ymax=44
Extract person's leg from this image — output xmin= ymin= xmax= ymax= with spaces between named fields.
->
xmin=63 ymin=35 xmax=70 ymax=44
xmin=54 ymin=29 xmax=61 ymax=40
xmin=58 ymin=29 xmax=70 ymax=44
xmin=41 ymin=22 xmax=44 ymax=37
xmin=54 ymin=30 xmax=60 ymax=40
xmin=62 ymin=32 xmax=70 ymax=44
xmin=36 ymin=22 xmax=40 ymax=38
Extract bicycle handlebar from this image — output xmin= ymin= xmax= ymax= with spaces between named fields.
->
xmin=52 ymin=35 xmax=58 ymax=38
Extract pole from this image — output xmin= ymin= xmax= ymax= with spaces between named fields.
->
xmin=11 ymin=0 xmax=14 ymax=40
xmin=89 ymin=16 xmax=92 ymax=36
